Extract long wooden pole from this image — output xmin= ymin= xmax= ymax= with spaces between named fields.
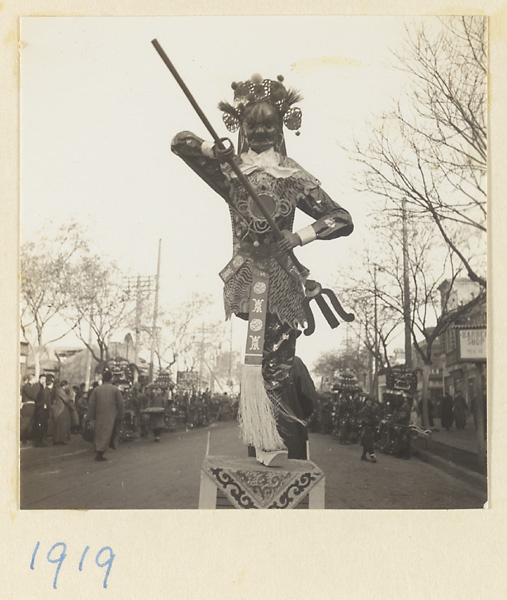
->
xmin=151 ymin=39 xmax=307 ymax=278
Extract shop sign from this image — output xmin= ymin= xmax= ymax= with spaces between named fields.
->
xmin=458 ymin=328 xmax=486 ymax=361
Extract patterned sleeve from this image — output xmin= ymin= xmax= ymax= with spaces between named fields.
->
xmin=298 ymin=185 xmax=354 ymax=241
xmin=171 ymin=131 xmax=231 ymax=201
xmin=286 ymin=158 xmax=353 ymax=241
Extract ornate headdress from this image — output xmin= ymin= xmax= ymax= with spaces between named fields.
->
xmin=218 ymin=73 xmax=303 ymax=135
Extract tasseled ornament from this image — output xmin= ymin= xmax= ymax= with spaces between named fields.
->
xmin=238 ymin=364 xmax=286 ymax=452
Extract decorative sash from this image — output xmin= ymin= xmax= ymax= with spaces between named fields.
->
xmin=238 ymin=263 xmax=286 ymax=452
xmin=244 ymin=266 xmax=270 ymax=367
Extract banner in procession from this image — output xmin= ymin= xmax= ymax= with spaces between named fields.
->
xmin=177 ymin=370 xmax=199 ymax=389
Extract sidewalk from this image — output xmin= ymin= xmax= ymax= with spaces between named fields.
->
xmin=412 ymin=415 xmax=487 ymax=490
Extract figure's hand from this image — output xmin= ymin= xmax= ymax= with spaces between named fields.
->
xmin=278 ymin=230 xmax=301 ymax=252
xmin=214 ymin=137 xmax=235 ymax=162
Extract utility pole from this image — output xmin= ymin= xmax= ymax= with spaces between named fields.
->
xmin=373 ymin=264 xmax=379 ymax=400
xmin=124 ymin=274 xmax=157 ymax=367
xmin=198 ymin=322 xmax=205 ymax=392
xmin=402 ymin=198 xmax=413 ymax=370
xmin=134 ymin=276 xmax=141 ymax=365
xmin=84 ymin=312 xmax=93 ymax=391
xmin=148 ymin=239 xmax=162 ymax=383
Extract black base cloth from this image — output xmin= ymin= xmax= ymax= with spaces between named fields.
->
xmin=247 ymin=355 xmax=317 ymax=461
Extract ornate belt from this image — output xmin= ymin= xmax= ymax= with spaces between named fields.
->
xmin=219 ymin=241 xmax=304 ymax=284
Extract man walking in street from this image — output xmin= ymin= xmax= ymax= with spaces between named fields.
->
xmin=33 ymin=373 xmax=52 ymax=447
xmin=440 ymin=391 xmax=454 ymax=431
xmin=20 ymin=375 xmax=38 ymax=443
xmin=85 ymin=370 xmax=124 ymax=461
xmin=358 ymin=396 xmax=380 ymax=463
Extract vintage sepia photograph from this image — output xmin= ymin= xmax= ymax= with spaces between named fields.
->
xmin=19 ymin=15 xmax=487 ymax=510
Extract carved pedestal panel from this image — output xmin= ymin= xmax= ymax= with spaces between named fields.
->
xmin=199 ymin=456 xmax=325 ymax=509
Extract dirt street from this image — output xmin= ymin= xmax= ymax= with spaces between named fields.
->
xmin=20 ymin=421 xmax=486 ymax=510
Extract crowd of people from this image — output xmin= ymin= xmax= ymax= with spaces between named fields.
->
xmin=308 ymin=381 xmax=481 ymax=464
xmin=120 ymin=385 xmax=239 ymax=443
xmin=436 ymin=390 xmax=470 ymax=431
xmin=20 ymin=373 xmax=83 ymax=447
xmin=20 ymin=371 xmax=239 ymax=460
xmin=308 ymin=385 xmax=422 ymax=462
xmin=22 ymin=367 xmax=476 ymax=465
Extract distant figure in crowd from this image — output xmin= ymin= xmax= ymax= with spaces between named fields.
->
xmin=336 ymin=393 xmax=356 ymax=445
xmin=75 ymin=383 xmax=89 ymax=430
xmin=131 ymin=382 xmax=149 ymax=437
xmin=394 ymin=394 xmax=412 ymax=459
xmin=148 ymin=386 xmax=166 ymax=442
xmin=453 ymin=390 xmax=467 ymax=430
xmin=33 ymin=374 xmax=52 ymax=447
xmin=61 ymin=380 xmax=80 ymax=433
xmin=440 ymin=391 xmax=454 ymax=431
xmin=51 ymin=380 xmax=71 ymax=445
xmin=85 ymin=370 xmax=124 ymax=461
xmin=20 ymin=375 xmax=39 ymax=443
xmin=358 ymin=395 xmax=380 ymax=463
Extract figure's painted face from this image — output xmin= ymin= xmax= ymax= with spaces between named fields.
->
xmin=241 ymin=102 xmax=282 ymax=153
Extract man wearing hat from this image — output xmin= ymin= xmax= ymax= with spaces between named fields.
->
xmin=85 ymin=370 xmax=125 ymax=461
xmin=33 ymin=373 xmax=53 ymax=447
xmin=20 ymin=375 xmax=38 ymax=443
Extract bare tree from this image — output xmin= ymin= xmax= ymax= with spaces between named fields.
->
xmin=367 ymin=210 xmax=484 ymax=427
xmin=211 ymin=348 xmax=242 ymax=392
xmin=64 ymin=254 xmax=136 ymax=371
xmin=20 ymin=221 xmax=88 ymax=377
xmin=148 ymin=293 xmax=213 ymax=372
xmin=337 ymin=253 xmax=404 ymax=396
xmin=351 ymin=16 xmax=487 ymax=287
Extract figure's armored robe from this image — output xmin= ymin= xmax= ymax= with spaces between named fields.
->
xmin=171 ymin=132 xmax=353 ymax=455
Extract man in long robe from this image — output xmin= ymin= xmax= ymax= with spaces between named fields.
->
xmin=85 ymin=370 xmax=125 ymax=461
xmin=33 ymin=374 xmax=52 ymax=447
xmin=20 ymin=375 xmax=39 ymax=443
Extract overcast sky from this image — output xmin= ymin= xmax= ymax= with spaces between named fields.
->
xmin=20 ymin=15 xmax=428 ymax=372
